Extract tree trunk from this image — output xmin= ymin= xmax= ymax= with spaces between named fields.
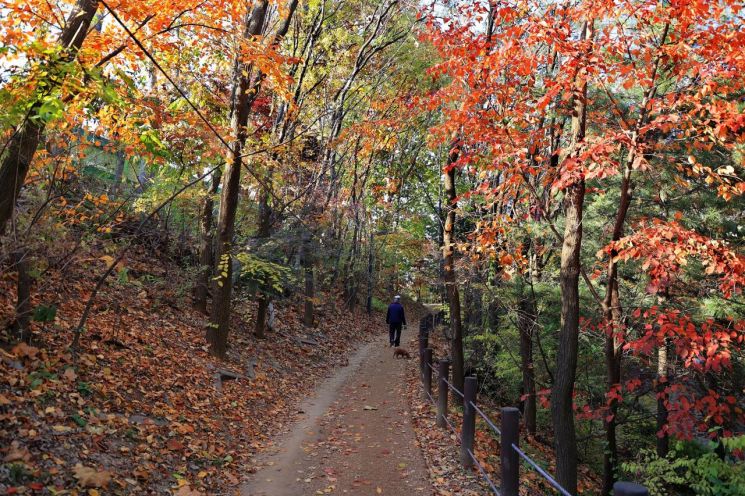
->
xmin=551 ymin=177 xmax=585 ymax=495
xmin=254 ymin=167 xmax=272 ymax=338
xmin=255 ymin=295 xmax=269 ymax=338
xmin=110 ymin=150 xmax=126 ymax=196
xmin=600 ymin=18 xmax=667 ymax=483
xmin=366 ymin=228 xmax=374 ymax=314
xmin=344 ymin=210 xmax=361 ymax=310
xmin=194 ymin=169 xmax=221 ymax=314
xmin=14 ymin=251 xmax=33 ymax=343
xmin=601 ymin=160 xmax=633 ymax=495
xmin=302 ymin=230 xmax=314 ymax=327
xmin=517 ymin=279 xmax=537 ymax=435
xmin=208 ymin=1 xmax=269 ymax=358
xmin=656 ymin=342 xmax=670 ymax=457
xmin=551 ymin=19 xmax=592 ymax=495
xmin=249 ymin=0 xmax=301 ymax=338
xmin=443 ymin=144 xmax=464 ymax=403
xmin=0 ymin=0 xmax=100 ymax=234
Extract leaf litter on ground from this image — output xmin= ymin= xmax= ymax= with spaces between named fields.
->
xmin=0 ymin=244 xmax=381 ymax=494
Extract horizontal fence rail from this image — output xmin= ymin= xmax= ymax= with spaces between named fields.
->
xmin=417 ymin=318 xmax=649 ymax=496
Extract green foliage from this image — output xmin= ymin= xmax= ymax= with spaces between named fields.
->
xmin=76 ymin=381 xmax=93 ymax=397
xmin=371 ymin=296 xmax=388 ymax=313
xmin=27 ymin=368 xmax=56 ymax=390
xmin=32 ymin=304 xmax=57 ymax=323
xmin=622 ymin=440 xmax=745 ymax=496
xmin=235 ymin=252 xmax=294 ymax=297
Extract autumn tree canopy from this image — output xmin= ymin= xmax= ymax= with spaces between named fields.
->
xmin=1 ymin=0 xmax=744 ymax=494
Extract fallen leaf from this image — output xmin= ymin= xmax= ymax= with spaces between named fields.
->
xmin=11 ymin=342 xmax=39 ymax=359
xmin=63 ymin=368 xmax=77 ymax=382
xmin=3 ymin=445 xmax=31 ymax=463
xmin=175 ymin=484 xmax=200 ymax=495
xmin=73 ymin=464 xmax=111 ymax=488
xmin=166 ymin=439 xmax=184 ymax=451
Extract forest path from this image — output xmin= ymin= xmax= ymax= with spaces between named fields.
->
xmin=242 ymin=331 xmax=433 ymax=495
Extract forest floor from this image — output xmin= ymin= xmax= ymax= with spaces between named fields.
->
xmin=0 ymin=243 xmax=385 ymax=495
xmin=0 ymin=242 xmax=603 ymax=496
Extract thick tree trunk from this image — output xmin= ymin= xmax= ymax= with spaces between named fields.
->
xmin=551 ymin=19 xmax=592 ymax=495
xmin=0 ymin=0 xmax=100 ymax=233
xmin=255 ymin=295 xmax=269 ymax=339
xmin=551 ymin=177 xmax=585 ymax=495
xmin=194 ymin=169 xmax=221 ymax=314
xmin=208 ymin=2 xmax=269 ymax=358
xmin=443 ymin=145 xmax=464 ymax=403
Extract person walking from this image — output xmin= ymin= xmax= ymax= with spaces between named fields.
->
xmin=386 ymin=295 xmax=406 ymax=347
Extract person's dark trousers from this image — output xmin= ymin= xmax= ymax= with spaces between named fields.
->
xmin=389 ymin=322 xmax=403 ymax=347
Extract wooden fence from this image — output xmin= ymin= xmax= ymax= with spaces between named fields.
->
xmin=417 ymin=316 xmax=649 ymax=496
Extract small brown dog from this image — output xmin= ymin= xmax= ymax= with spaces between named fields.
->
xmin=393 ymin=347 xmax=411 ymax=359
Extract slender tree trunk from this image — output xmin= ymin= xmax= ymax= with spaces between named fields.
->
xmin=443 ymin=144 xmax=464 ymax=402
xmin=601 ymin=161 xmax=633 ymax=495
xmin=344 ymin=209 xmax=361 ymax=310
xmin=367 ymin=228 xmax=374 ymax=314
xmin=600 ymin=22 xmax=668 ymax=488
xmin=194 ymin=169 xmax=221 ymax=314
xmin=208 ymin=2 xmax=269 ymax=358
xmin=302 ymin=230 xmax=314 ymax=327
xmin=517 ymin=278 xmax=537 ymax=435
xmin=14 ymin=251 xmax=32 ymax=343
xmin=250 ymin=0 xmax=301 ymax=338
xmin=254 ymin=168 xmax=272 ymax=338
xmin=0 ymin=0 xmax=100 ymax=233
xmin=110 ymin=150 xmax=126 ymax=195
xmin=656 ymin=342 xmax=670 ymax=457
xmin=551 ymin=19 xmax=592 ymax=494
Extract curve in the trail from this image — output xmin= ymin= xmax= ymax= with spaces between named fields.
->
xmin=242 ymin=335 xmax=433 ymax=495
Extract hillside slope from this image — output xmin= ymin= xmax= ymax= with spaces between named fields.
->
xmin=1 ymin=246 xmax=382 ymax=494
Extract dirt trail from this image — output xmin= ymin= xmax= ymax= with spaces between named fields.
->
xmin=242 ymin=333 xmax=433 ymax=495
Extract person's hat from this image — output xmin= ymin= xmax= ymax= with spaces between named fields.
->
xmin=394 ymin=295 xmax=401 ymax=300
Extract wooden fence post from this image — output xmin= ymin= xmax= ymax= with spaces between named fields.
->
xmin=460 ymin=376 xmax=477 ymax=468
xmin=422 ymin=348 xmax=433 ymax=401
xmin=500 ymin=407 xmax=520 ymax=496
xmin=614 ymin=482 xmax=649 ymax=496
xmin=437 ymin=359 xmax=450 ymax=428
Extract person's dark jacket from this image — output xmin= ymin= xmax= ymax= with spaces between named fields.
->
xmin=386 ymin=302 xmax=406 ymax=326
